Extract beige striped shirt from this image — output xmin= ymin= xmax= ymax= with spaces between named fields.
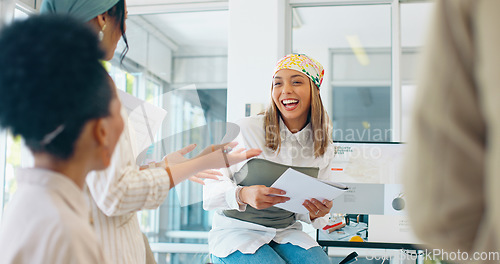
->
xmin=85 ymin=107 xmax=170 ymax=264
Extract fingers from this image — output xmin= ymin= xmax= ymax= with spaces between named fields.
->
xmin=303 ymin=199 xmax=331 ymax=217
xmin=188 ymin=170 xmax=222 ymax=185
xmin=245 ymin=149 xmax=262 ymax=158
xmin=188 ymin=176 xmax=205 ymax=185
xmin=212 ymin=142 xmax=239 ymax=152
xmin=323 ymin=199 xmax=333 ymax=209
xmin=226 ymin=148 xmax=262 ymax=167
xmin=203 ymin=169 xmax=223 ymax=176
xmin=194 ymin=170 xmax=222 ymax=180
xmin=312 ymin=198 xmax=329 ymax=211
xmin=266 ymin=195 xmax=290 ymax=205
xmin=303 ymin=200 xmax=317 ymax=214
xmin=178 ymin=144 xmax=197 ymax=155
xmin=263 ymin=187 xmax=289 ymax=204
xmin=267 ymin=187 xmax=286 ymax=196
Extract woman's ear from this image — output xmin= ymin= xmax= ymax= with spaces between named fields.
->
xmin=94 ymin=118 xmax=108 ymax=146
xmin=94 ymin=118 xmax=113 ymax=167
xmin=95 ymin=13 xmax=107 ymax=30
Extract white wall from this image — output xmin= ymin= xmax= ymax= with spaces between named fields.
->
xmin=226 ymin=0 xmax=287 ymax=122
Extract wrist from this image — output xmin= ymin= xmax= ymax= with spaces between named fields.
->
xmin=236 ymin=186 xmax=246 ymax=205
xmin=165 ymin=165 xmax=174 ymax=189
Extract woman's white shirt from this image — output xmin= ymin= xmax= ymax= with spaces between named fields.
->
xmin=0 ymin=168 xmax=107 ymax=264
xmin=203 ymin=115 xmax=335 ymax=258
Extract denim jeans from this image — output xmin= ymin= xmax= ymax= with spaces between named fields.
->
xmin=211 ymin=242 xmax=330 ymax=264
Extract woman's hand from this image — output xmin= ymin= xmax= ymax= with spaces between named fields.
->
xmin=303 ymin=199 xmax=333 ymax=221
xmin=239 ymin=185 xmax=290 ymax=210
xmin=139 ymin=144 xmax=197 ymax=170
xmin=162 ymin=144 xmax=197 ymax=165
xmin=188 ymin=170 xmax=222 ymax=185
xmin=139 ymin=144 xmax=221 ymax=184
xmin=224 ymin=147 xmax=262 ymax=167
xmin=197 ymin=142 xmax=239 ymax=158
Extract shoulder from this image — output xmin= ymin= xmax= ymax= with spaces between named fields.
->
xmin=0 ymin=203 xmax=101 ymax=263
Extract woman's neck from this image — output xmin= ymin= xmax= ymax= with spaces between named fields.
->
xmin=282 ymin=115 xmax=309 ymax=134
xmin=34 ymin=153 xmax=88 ymax=189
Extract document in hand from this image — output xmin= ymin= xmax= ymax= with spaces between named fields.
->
xmin=271 ymin=168 xmax=348 ymax=214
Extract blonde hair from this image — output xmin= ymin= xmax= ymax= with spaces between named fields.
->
xmin=263 ymin=78 xmax=332 ymax=158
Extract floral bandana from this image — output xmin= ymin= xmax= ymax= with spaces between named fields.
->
xmin=273 ymin=54 xmax=325 ymax=89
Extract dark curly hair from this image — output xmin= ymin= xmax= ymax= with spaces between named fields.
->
xmin=0 ymin=14 xmax=113 ymax=160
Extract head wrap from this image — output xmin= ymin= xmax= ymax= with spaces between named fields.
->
xmin=273 ymin=54 xmax=325 ymax=89
xmin=41 ymin=0 xmax=120 ymax=23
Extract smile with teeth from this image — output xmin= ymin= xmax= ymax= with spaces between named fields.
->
xmin=281 ymin=99 xmax=299 ymax=110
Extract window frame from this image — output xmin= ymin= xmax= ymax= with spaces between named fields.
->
xmin=0 ymin=131 xmax=6 ymax=222
xmin=288 ymin=0 xmax=403 ymax=142
xmin=0 ymin=3 xmax=34 ymax=222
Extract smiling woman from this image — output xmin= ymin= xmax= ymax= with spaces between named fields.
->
xmin=204 ymin=53 xmax=335 ymax=264
xmin=272 ymin=69 xmax=312 ymax=132
xmin=266 ymin=54 xmax=331 ymax=158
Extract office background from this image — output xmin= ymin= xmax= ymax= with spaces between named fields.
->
xmin=0 ymin=0 xmax=433 ymax=263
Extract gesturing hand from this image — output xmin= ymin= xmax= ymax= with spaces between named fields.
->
xmin=197 ymin=142 xmax=239 ymax=158
xmin=162 ymin=144 xmax=197 ymax=165
xmin=303 ymin=199 xmax=333 ymax=221
xmin=188 ymin=170 xmax=221 ymax=185
xmin=239 ymin=185 xmax=290 ymax=210
xmin=139 ymin=144 xmax=222 ymax=185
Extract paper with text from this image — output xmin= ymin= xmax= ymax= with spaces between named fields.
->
xmin=271 ymin=168 xmax=347 ymax=214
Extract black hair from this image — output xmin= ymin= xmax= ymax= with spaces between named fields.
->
xmin=107 ymin=0 xmax=129 ymax=63
xmin=0 ymin=14 xmax=113 ymax=160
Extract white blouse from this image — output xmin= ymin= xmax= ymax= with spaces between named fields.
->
xmin=203 ymin=115 xmax=335 ymax=258
xmin=0 ymin=168 xmax=107 ymax=264
xmin=85 ymin=107 xmax=171 ymax=264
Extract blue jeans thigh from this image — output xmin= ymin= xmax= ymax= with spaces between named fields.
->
xmin=211 ymin=244 xmax=286 ymax=264
xmin=270 ymin=242 xmax=330 ymax=264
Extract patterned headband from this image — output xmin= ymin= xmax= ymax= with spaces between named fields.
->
xmin=273 ymin=54 xmax=324 ymax=89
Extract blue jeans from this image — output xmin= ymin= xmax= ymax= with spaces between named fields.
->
xmin=211 ymin=242 xmax=330 ymax=264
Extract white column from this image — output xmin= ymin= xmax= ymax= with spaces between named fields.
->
xmin=0 ymin=0 xmax=15 ymax=28
xmin=391 ymin=0 xmax=402 ymax=141
xmin=0 ymin=131 xmax=6 ymax=222
xmin=226 ymin=0 xmax=287 ymax=122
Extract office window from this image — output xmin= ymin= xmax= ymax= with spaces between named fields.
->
xmin=293 ymin=4 xmax=392 ymax=142
xmin=0 ymin=7 xmax=32 ymax=221
xmin=292 ymin=2 xmax=433 ymax=142
xmin=110 ymin=9 xmax=228 ymax=264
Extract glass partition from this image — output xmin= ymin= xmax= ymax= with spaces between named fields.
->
xmin=292 ymin=4 xmax=392 ymax=142
xmin=0 ymin=6 xmax=33 ymax=222
xmin=110 ymin=9 xmax=229 ymax=264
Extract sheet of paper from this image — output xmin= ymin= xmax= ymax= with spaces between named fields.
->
xmin=271 ymin=168 xmax=347 ymax=214
xmin=117 ymin=90 xmax=167 ymax=156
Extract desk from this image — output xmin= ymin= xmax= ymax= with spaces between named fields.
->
xmin=317 ymin=228 xmax=424 ymax=264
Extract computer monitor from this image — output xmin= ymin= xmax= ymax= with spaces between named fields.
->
xmin=317 ymin=141 xmax=420 ymax=249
